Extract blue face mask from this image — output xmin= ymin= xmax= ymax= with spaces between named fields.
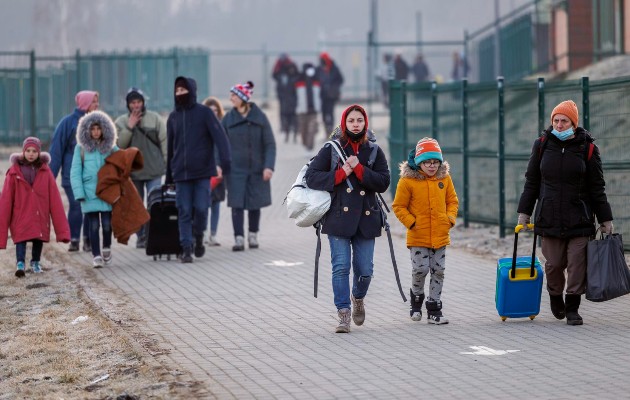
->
xmin=551 ymin=127 xmax=574 ymax=141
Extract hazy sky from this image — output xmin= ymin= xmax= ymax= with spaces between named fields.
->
xmin=1 ymin=0 xmax=532 ymax=96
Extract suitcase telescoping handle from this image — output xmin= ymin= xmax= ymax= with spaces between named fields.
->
xmin=512 ymin=224 xmax=537 ymax=279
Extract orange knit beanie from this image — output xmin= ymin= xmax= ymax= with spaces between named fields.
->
xmin=550 ymin=100 xmax=579 ymax=127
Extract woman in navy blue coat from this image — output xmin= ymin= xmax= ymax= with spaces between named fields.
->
xmin=305 ymin=104 xmax=390 ymax=333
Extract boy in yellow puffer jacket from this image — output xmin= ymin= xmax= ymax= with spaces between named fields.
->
xmin=392 ymin=137 xmax=459 ymax=324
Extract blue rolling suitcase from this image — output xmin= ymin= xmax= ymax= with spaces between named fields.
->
xmin=495 ymin=224 xmax=544 ymax=321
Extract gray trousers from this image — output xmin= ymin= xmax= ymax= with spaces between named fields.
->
xmin=541 ymin=236 xmax=589 ymax=295
xmin=410 ymin=246 xmax=446 ymax=301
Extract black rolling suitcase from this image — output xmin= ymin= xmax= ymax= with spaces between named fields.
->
xmin=146 ymin=185 xmax=181 ymax=260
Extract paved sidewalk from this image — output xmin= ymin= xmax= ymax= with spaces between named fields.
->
xmin=35 ymin=104 xmax=630 ymax=399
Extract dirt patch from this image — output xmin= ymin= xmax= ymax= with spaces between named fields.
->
xmin=0 ymin=244 xmax=208 ymax=399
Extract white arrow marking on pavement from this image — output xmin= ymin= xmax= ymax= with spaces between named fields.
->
xmin=264 ymin=260 xmax=305 ymax=267
xmin=460 ymin=346 xmax=520 ymax=355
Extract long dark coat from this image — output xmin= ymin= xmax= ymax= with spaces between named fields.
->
xmin=517 ymin=127 xmax=613 ymax=238
xmin=222 ymin=103 xmax=276 ymax=210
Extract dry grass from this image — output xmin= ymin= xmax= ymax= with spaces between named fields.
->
xmin=0 ymin=244 xmax=207 ymax=399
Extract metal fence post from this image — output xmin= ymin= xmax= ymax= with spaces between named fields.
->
xmin=207 ymin=49 xmax=212 ymax=98
xmin=75 ymin=49 xmax=81 ymax=90
xmin=29 ymin=50 xmax=36 ymax=136
xmin=388 ymin=80 xmax=407 ymax=197
xmin=537 ymin=77 xmax=545 ymax=135
xmin=462 ymin=78 xmax=469 ymax=227
xmin=431 ymin=80 xmax=438 ymax=140
xmin=173 ymin=47 xmax=179 ymax=77
xmin=581 ymin=76 xmax=589 ymax=130
xmin=262 ymin=44 xmax=269 ymax=106
xmin=497 ymin=76 xmax=506 ymax=238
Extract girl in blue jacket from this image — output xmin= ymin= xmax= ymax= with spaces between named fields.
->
xmin=70 ymin=110 xmax=119 ymax=268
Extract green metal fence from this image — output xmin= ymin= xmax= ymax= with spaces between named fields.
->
xmin=389 ymin=76 xmax=630 ymax=248
xmin=0 ymin=48 xmax=207 ymax=146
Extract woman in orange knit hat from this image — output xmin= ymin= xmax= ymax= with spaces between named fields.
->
xmin=517 ymin=100 xmax=613 ymax=326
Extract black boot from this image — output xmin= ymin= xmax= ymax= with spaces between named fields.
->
xmin=409 ymin=289 xmax=424 ymax=321
xmin=565 ymin=294 xmax=583 ymax=326
xmin=426 ymin=300 xmax=449 ymax=325
xmin=549 ymin=294 xmax=566 ymax=320
xmin=180 ymin=246 xmax=193 ymax=263
xmin=194 ymin=235 xmax=205 ymax=258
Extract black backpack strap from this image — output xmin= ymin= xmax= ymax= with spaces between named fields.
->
xmin=313 ymin=222 xmax=322 ymax=298
xmin=375 ymin=193 xmax=406 ymax=302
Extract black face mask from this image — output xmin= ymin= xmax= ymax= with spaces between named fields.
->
xmin=175 ymin=93 xmax=190 ymax=106
xmin=346 ymin=129 xmax=366 ymax=143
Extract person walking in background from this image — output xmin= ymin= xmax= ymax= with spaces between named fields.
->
xmin=411 ymin=54 xmax=430 ymax=83
xmin=202 ymin=96 xmax=227 ymax=247
xmin=451 ymin=51 xmax=469 ymax=81
xmin=49 ymin=90 xmax=99 ymax=253
xmin=378 ymin=53 xmax=395 ymax=107
xmin=272 ymin=53 xmax=299 ymax=143
xmin=166 ymin=77 xmax=232 ymax=263
xmin=316 ymin=52 xmax=344 ymax=137
xmin=115 ymin=87 xmax=167 ymax=249
xmin=295 ymin=62 xmax=321 ymax=152
xmin=393 ymin=53 xmax=409 ymax=81
xmin=70 ymin=111 xmax=119 ymax=268
xmin=517 ymin=100 xmax=614 ymax=326
xmin=392 ymin=137 xmax=459 ymax=325
xmin=0 ymin=137 xmax=71 ymax=277
xmin=222 ymin=81 xmax=276 ymax=252
xmin=304 ymin=104 xmax=390 ymax=333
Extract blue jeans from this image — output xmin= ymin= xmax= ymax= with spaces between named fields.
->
xmin=63 ymin=184 xmax=89 ymax=242
xmin=209 ymin=198 xmax=221 ymax=236
xmin=86 ymin=212 xmax=112 ymax=257
xmin=175 ymin=179 xmax=209 ymax=249
xmin=133 ymin=177 xmax=162 ymax=239
xmin=328 ymin=234 xmax=375 ymax=310
xmin=231 ymin=208 xmax=260 ymax=237
xmin=16 ymin=240 xmax=43 ymax=263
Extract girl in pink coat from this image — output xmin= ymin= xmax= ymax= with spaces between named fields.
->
xmin=0 ymin=137 xmax=70 ymax=277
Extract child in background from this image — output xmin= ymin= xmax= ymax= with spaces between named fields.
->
xmin=202 ymin=96 xmax=227 ymax=246
xmin=0 ymin=137 xmax=71 ymax=277
xmin=392 ymin=137 xmax=459 ymax=324
xmin=70 ymin=111 xmax=119 ymax=268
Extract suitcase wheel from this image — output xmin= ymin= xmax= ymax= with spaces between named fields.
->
xmin=500 ymin=316 xmax=507 ymax=322
xmin=529 ymin=315 xmax=536 ymax=320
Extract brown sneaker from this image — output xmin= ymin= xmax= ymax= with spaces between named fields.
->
xmin=351 ymin=294 xmax=365 ymax=326
xmin=335 ymin=308 xmax=351 ymax=333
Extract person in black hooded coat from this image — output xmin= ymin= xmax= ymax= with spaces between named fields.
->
xmin=517 ymin=100 xmax=613 ymax=326
xmin=165 ymin=76 xmax=232 ymax=263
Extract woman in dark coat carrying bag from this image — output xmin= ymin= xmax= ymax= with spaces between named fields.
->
xmin=305 ymin=104 xmax=390 ymax=333
xmin=517 ymin=100 xmax=613 ymax=326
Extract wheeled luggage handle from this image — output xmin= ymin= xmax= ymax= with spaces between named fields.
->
xmin=512 ymin=224 xmax=537 ymax=279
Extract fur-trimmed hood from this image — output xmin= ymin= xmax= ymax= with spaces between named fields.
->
xmin=76 ymin=110 xmax=117 ymax=153
xmin=9 ymin=151 xmax=51 ymax=165
xmin=399 ymin=159 xmax=451 ymax=180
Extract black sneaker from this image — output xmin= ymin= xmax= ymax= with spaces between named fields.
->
xmin=82 ymin=239 xmax=91 ymax=252
xmin=194 ymin=236 xmax=205 ymax=258
xmin=181 ymin=247 xmax=193 ymax=263
xmin=68 ymin=240 xmax=80 ymax=252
